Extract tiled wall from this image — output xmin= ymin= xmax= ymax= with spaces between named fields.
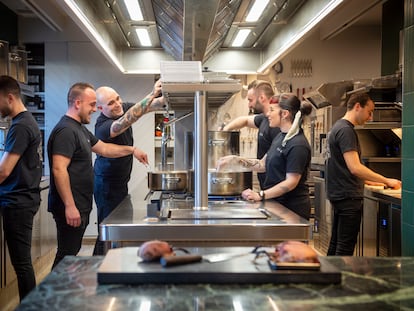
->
xmin=402 ymin=0 xmax=414 ymax=255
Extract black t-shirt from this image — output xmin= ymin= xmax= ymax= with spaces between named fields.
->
xmin=254 ymin=114 xmax=280 ymax=187
xmin=254 ymin=114 xmax=280 ymax=159
xmin=263 ymin=130 xmax=311 ymax=219
xmin=326 ymin=118 xmax=364 ymax=201
xmin=47 ymin=115 xmax=99 ymax=214
xmin=0 ymin=111 xmax=41 ymax=208
xmin=94 ymin=102 xmax=134 ymax=183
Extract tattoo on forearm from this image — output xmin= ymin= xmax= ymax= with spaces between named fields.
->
xmin=112 ymin=97 xmax=151 ymax=135
xmin=238 ymin=158 xmax=261 ymax=169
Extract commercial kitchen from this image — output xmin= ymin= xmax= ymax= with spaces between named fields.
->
xmin=1 ymin=0 xmax=414 ymax=310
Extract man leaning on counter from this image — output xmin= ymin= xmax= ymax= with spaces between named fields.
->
xmin=326 ymin=92 xmax=401 ymax=256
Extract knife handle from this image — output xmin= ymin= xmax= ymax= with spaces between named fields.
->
xmin=160 ymin=254 xmax=202 ymax=267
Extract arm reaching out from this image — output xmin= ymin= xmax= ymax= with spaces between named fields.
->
xmin=110 ymin=80 xmax=166 ymax=138
xmin=216 ymin=155 xmax=266 ymax=172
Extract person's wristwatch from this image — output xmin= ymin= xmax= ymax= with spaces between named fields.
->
xmin=259 ymin=190 xmax=265 ymax=201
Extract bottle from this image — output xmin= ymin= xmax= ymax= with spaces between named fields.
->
xmin=155 ymin=122 xmax=162 ymax=137
xmin=163 ymin=116 xmax=170 ymax=138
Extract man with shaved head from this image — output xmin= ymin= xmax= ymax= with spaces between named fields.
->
xmin=93 ymin=80 xmax=165 ymax=255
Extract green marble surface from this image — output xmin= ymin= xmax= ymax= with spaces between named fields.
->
xmin=16 ymin=255 xmax=414 ymax=310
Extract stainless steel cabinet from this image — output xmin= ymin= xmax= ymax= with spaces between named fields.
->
xmin=378 ymin=202 xmax=401 ymax=256
xmin=362 ymin=196 xmax=379 ymax=256
xmin=313 ymin=176 xmax=331 ymax=255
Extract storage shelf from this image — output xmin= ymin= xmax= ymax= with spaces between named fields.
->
xmin=362 ymin=157 xmax=401 ymax=163
xmin=356 ymin=122 xmax=401 ymax=130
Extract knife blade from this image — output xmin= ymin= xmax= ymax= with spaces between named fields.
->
xmin=160 ymin=252 xmax=249 ymax=267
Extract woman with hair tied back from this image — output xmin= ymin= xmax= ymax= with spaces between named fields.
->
xmin=217 ymin=93 xmax=313 ymax=220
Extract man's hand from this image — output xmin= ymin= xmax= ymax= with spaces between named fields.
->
xmin=65 ymin=205 xmax=81 ymax=227
xmin=133 ymin=148 xmax=149 ymax=165
xmin=216 ymin=155 xmax=240 ymax=171
xmin=385 ymin=178 xmax=402 ymax=190
xmin=152 ymin=79 xmax=162 ymax=98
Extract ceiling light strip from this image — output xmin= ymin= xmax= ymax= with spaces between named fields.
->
xmin=135 ymin=29 xmax=152 ymax=46
xmin=257 ymin=0 xmax=344 ymax=73
xmin=62 ymin=0 xmax=125 ymax=72
xmin=124 ymin=0 xmax=144 ymax=21
xmin=232 ymin=29 xmax=251 ymax=47
xmin=245 ymin=0 xmax=270 ymax=22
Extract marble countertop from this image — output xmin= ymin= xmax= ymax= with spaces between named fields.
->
xmin=16 ymin=255 xmax=414 ymax=310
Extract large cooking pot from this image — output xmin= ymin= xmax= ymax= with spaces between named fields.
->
xmin=185 ymin=131 xmax=240 ymax=169
xmin=188 ymin=169 xmax=252 ymax=196
xmin=208 ymin=170 xmax=252 ymax=196
xmin=148 ymin=170 xmax=188 ymax=191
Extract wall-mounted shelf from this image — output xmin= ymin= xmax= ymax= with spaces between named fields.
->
xmin=25 ymin=43 xmax=45 ymax=172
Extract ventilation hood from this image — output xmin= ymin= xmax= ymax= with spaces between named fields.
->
xmin=3 ymin=0 xmax=383 ymax=75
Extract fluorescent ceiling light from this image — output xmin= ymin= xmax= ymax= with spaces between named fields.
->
xmin=124 ymin=0 xmax=143 ymax=21
xmin=135 ymin=28 xmax=152 ymax=46
xmin=232 ymin=29 xmax=251 ymax=47
xmin=245 ymin=0 xmax=269 ymax=22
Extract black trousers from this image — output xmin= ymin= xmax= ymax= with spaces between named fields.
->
xmin=93 ymin=176 xmax=128 ymax=255
xmin=2 ymin=204 xmax=39 ymax=300
xmin=327 ymin=198 xmax=363 ymax=256
xmin=51 ymin=209 xmax=89 ymax=269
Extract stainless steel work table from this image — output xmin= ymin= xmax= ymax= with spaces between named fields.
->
xmin=100 ymin=191 xmax=311 ymax=247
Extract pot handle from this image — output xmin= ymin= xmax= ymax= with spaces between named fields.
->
xmin=163 ymin=177 xmax=181 ymax=184
xmin=209 ymin=139 xmax=226 ymax=146
xmin=211 ymin=177 xmax=234 ymax=184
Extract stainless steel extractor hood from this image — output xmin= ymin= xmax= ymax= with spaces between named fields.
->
xmin=2 ymin=0 xmax=383 ymax=74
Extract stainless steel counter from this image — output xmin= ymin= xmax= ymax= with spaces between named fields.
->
xmin=100 ymin=191 xmax=311 ymax=247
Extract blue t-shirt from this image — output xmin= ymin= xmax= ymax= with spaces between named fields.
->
xmin=94 ymin=102 xmax=134 ymax=184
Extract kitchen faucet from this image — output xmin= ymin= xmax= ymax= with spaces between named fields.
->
xmin=160 ymin=110 xmax=194 ymax=171
xmin=160 ymin=114 xmax=171 ymax=170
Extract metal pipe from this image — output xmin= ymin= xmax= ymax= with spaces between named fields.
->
xmin=194 ymin=91 xmax=208 ymax=209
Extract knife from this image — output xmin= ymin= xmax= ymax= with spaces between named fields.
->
xmin=160 ymin=252 xmax=249 ymax=267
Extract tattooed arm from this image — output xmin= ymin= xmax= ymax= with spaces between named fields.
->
xmin=216 ymin=155 xmax=266 ymax=173
xmin=109 ymin=80 xmax=166 ymax=138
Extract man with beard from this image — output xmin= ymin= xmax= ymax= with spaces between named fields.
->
xmin=93 ymin=80 xmax=164 ymax=255
xmin=221 ymin=80 xmax=280 ymax=188
xmin=0 ymin=75 xmax=41 ymax=300
xmin=47 ymin=82 xmax=162 ymax=268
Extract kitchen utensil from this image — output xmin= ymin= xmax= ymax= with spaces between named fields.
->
xmin=160 ymin=252 xmax=249 ymax=267
xmin=148 ymin=170 xmax=188 ymax=191
xmin=207 ymin=169 xmax=252 ymax=196
xmin=187 ymin=169 xmax=252 ymax=195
